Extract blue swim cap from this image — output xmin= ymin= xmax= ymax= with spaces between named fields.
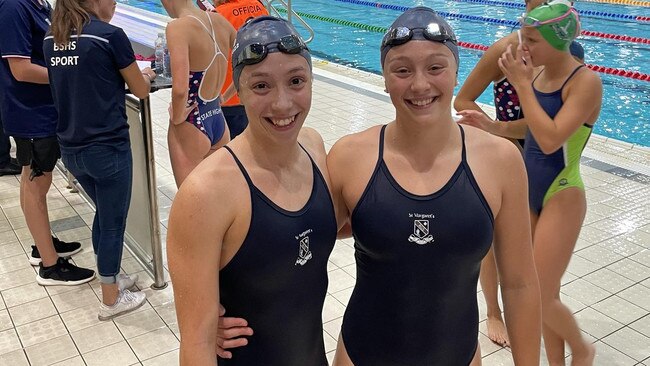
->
xmin=232 ymin=16 xmax=311 ymax=90
xmin=380 ymin=7 xmax=459 ymax=70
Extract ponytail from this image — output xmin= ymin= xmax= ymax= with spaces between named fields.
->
xmin=50 ymin=0 xmax=92 ymax=45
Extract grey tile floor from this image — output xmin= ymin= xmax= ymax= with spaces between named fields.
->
xmin=0 ymin=63 xmax=648 ymax=365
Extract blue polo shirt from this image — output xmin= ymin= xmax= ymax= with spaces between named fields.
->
xmin=0 ymin=0 xmax=57 ymax=138
xmin=43 ymin=16 xmax=135 ymax=153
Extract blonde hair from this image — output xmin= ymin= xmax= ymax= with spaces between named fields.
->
xmin=50 ymin=0 xmax=93 ymax=45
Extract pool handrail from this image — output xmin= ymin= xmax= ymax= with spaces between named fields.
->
xmin=263 ymin=0 xmax=315 ymax=43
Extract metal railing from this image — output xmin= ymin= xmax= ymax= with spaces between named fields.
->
xmin=262 ymin=0 xmax=315 ymax=43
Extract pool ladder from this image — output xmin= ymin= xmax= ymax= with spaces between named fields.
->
xmin=262 ymin=0 xmax=315 ymax=43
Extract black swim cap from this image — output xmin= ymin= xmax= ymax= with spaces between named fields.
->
xmin=380 ymin=7 xmax=459 ymax=70
xmin=232 ymin=16 xmax=312 ymax=90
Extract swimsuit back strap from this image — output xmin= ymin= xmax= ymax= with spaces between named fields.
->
xmin=559 ymin=64 xmax=585 ymax=90
xmin=458 ymin=124 xmax=468 ymax=163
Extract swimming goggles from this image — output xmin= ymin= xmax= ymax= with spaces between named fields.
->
xmin=381 ymin=23 xmax=457 ymax=48
xmin=235 ymin=34 xmax=308 ymax=67
xmin=519 ymin=6 xmax=578 ymax=28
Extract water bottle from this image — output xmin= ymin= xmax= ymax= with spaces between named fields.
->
xmin=154 ymin=33 xmax=165 ymax=75
xmin=163 ymin=37 xmax=172 ymax=78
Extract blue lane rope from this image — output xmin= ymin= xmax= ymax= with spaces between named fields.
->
xmin=334 ymin=0 xmax=650 ymax=23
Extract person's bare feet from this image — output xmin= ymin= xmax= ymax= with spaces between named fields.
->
xmin=486 ymin=316 xmax=510 ymax=347
xmin=571 ymin=342 xmax=595 ymax=366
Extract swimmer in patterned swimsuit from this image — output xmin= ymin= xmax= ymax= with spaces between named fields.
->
xmin=458 ymin=1 xmax=601 ymax=364
xmin=161 ymin=0 xmax=236 ymax=186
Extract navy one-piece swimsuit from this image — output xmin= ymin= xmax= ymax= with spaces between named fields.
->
xmin=219 ymin=146 xmax=336 ymax=366
xmin=341 ymin=125 xmax=494 ymax=366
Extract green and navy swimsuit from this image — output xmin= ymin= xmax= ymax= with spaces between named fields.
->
xmin=524 ymin=65 xmax=592 ymax=214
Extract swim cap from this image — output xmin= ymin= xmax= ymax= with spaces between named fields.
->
xmin=232 ymin=16 xmax=311 ymax=90
xmin=380 ymin=7 xmax=459 ymax=70
xmin=569 ymin=40 xmax=584 ymax=61
xmin=521 ymin=0 xmax=580 ymax=51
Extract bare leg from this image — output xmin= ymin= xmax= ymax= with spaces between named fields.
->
xmin=544 ymin=324 xmax=566 ymax=366
xmin=533 ymin=189 xmax=594 ymax=366
xmin=21 ymin=168 xmax=57 ymax=266
xmin=470 ymin=343 xmax=482 ymax=366
xmin=101 ymin=283 xmax=119 ymax=305
xmin=333 ymin=334 xmax=354 ymax=366
xmin=480 ymin=246 xmax=509 ymax=347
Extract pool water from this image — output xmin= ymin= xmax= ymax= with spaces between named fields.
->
xmin=122 ymin=0 xmax=650 ymax=147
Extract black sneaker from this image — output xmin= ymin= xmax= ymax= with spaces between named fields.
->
xmin=36 ymin=257 xmax=95 ymax=286
xmin=29 ymin=236 xmax=83 ymax=266
xmin=0 ymin=161 xmax=21 ymax=176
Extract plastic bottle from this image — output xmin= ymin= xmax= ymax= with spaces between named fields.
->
xmin=154 ymin=33 xmax=165 ymax=75
xmin=163 ymin=36 xmax=172 ymax=78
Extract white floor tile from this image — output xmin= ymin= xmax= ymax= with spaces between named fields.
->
xmin=82 ymin=340 xmax=139 ymax=366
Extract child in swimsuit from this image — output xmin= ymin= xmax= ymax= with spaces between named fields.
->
xmin=161 ymin=0 xmax=237 ymax=187
xmin=458 ymin=1 xmax=601 ymax=363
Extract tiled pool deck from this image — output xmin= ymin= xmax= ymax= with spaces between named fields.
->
xmin=0 ymin=60 xmax=648 ymax=366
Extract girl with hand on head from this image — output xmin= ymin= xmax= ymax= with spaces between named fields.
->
xmin=161 ymin=0 xmax=236 ymax=187
xmin=459 ymin=1 xmax=601 ymax=364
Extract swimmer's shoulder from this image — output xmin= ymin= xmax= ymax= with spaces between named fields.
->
xmin=181 ymin=146 xmax=250 ymax=204
xmin=328 ymin=125 xmax=382 ymax=167
xmin=462 ymin=124 xmax=522 ymax=166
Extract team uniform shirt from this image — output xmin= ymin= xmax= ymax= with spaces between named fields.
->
xmin=0 ymin=0 xmax=57 ymax=138
xmin=43 ymin=15 xmax=135 ymax=153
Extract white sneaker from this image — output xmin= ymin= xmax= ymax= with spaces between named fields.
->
xmin=117 ymin=273 xmax=138 ymax=291
xmin=98 ymin=289 xmax=146 ymax=321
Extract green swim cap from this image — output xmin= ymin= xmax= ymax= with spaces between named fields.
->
xmin=522 ymin=0 xmax=581 ymax=51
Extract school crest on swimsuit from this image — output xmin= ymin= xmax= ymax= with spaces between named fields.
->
xmin=408 ymin=219 xmax=434 ymax=245
xmin=295 ymin=236 xmax=313 ymax=265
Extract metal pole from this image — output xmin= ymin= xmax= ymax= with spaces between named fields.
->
xmin=287 ymin=0 xmax=292 ymax=23
xmin=138 ymin=96 xmax=167 ymax=290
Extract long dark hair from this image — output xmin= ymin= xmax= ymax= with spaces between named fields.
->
xmin=50 ymin=0 xmax=93 ymax=45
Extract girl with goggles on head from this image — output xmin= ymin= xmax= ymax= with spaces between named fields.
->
xmin=326 ymin=7 xmax=540 ymax=366
xmin=160 ymin=0 xmax=237 ymax=187
xmin=167 ymin=16 xmax=345 ymax=366
xmin=458 ymin=1 xmax=600 ymax=364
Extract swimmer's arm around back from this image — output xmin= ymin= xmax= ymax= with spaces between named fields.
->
xmin=491 ymin=141 xmax=541 ymax=365
xmin=454 ymin=34 xmax=512 ymax=114
xmin=168 ymin=168 xmax=236 ymax=365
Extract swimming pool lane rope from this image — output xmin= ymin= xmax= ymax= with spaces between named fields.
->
xmin=274 ymin=8 xmax=650 ymax=81
xmin=331 ymin=0 xmax=650 ymax=45
xmin=577 ymin=0 xmax=650 ymax=7
xmin=450 ymin=0 xmax=650 ymax=22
